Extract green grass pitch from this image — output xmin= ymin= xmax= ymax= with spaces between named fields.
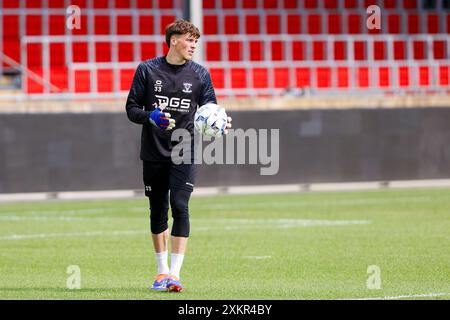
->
xmin=0 ymin=188 xmax=449 ymax=300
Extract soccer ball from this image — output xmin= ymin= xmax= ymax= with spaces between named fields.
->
xmin=194 ymin=103 xmax=228 ymax=138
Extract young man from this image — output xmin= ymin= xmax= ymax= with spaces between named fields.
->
xmin=125 ymin=20 xmax=231 ymax=292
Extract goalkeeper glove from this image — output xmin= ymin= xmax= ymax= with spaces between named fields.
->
xmin=149 ymin=103 xmax=175 ymax=130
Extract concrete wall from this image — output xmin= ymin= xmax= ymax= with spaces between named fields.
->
xmin=1 ymin=108 xmax=450 ymax=193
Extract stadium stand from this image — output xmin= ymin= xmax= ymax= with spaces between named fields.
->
xmin=0 ymin=0 xmax=449 ymax=100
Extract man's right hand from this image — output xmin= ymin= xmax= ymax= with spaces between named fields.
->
xmin=149 ymin=103 xmax=176 ymax=130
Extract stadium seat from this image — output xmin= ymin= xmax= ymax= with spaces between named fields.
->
xmin=48 ymin=0 xmax=66 ymax=8
xmin=328 ymin=14 xmax=342 ymax=34
xmin=204 ymin=15 xmax=218 ymax=35
xmin=419 ymin=66 xmax=430 ymax=87
xmin=160 ymin=15 xmax=177 ymax=34
xmin=271 ymin=41 xmax=284 ymax=61
xmin=137 ymin=0 xmax=154 ymax=8
xmin=337 ymin=67 xmax=349 ymax=88
xmin=118 ymin=42 xmax=134 ymax=62
xmin=210 ymin=68 xmax=225 ymax=89
xmin=224 ymin=15 xmax=239 ymax=34
xmin=295 ymin=67 xmax=311 ymax=88
xmin=74 ymin=70 xmax=90 ymax=93
xmin=206 ymin=42 xmax=222 ymax=61
xmin=407 ymin=14 xmax=420 ymax=34
xmin=49 ymin=15 xmax=66 ymax=35
xmin=308 ymin=14 xmax=322 ymax=34
xmin=97 ymin=69 xmax=114 ymax=92
xmin=333 ymin=41 xmax=347 ymax=60
xmin=313 ymin=41 xmax=326 ymax=60
xmin=387 ymin=14 xmax=401 ymax=34
xmin=427 ymin=14 xmax=440 ymax=34
xmin=27 ymin=43 xmax=42 ymax=67
xmin=72 ymin=42 xmax=88 ymax=63
xmin=249 ymin=41 xmax=264 ymax=61
xmin=26 ymin=67 xmax=44 ymax=93
xmin=141 ymin=42 xmax=157 ymax=60
xmin=26 ymin=15 xmax=42 ymax=35
xmin=117 ymin=16 xmax=133 ymax=35
xmin=50 ymin=67 xmax=68 ymax=91
xmin=357 ymin=67 xmax=369 ymax=88
xmin=354 ymin=41 xmax=366 ymax=61
xmin=324 ymin=0 xmax=338 ymax=9
xmin=119 ymin=69 xmax=135 ymax=91
xmin=228 ymin=41 xmax=242 ymax=61
xmin=266 ymin=15 xmax=281 ymax=34
xmin=393 ymin=41 xmax=407 ymax=60
xmin=252 ymin=68 xmax=269 ymax=88
xmin=94 ymin=15 xmax=110 ymax=35
xmin=398 ymin=66 xmax=410 ymax=87
xmin=245 ymin=15 xmax=260 ymax=34
xmin=344 ymin=0 xmax=358 ymax=8
xmin=316 ymin=67 xmax=331 ymax=88
xmin=292 ymin=41 xmax=305 ymax=60
xmin=139 ymin=15 xmax=154 ymax=35
xmin=283 ymin=0 xmax=298 ymax=9
xmin=273 ymin=67 xmax=290 ymax=88
xmin=50 ymin=43 xmax=65 ymax=66
xmin=378 ymin=67 xmax=391 ymax=88
xmin=231 ymin=68 xmax=247 ymax=88
xmin=439 ymin=66 xmax=449 ymax=86
xmin=413 ymin=41 xmax=426 ymax=60
xmin=263 ymin=0 xmax=278 ymax=9
xmin=95 ymin=42 xmax=112 ymax=62
xmin=433 ymin=41 xmax=447 ymax=60
xmin=373 ymin=41 xmax=386 ymax=60
xmin=287 ymin=15 xmax=301 ymax=34
xmin=403 ymin=0 xmax=417 ymax=9
xmin=347 ymin=14 xmax=361 ymax=34
xmin=115 ymin=0 xmax=132 ymax=8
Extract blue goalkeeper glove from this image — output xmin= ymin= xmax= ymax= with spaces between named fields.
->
xmin=149 ymin=103 xmax=175 ymax=130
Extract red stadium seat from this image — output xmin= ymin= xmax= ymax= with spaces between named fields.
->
xmin=407 ymin=14 xmax=420 ymax=34
xmin=27 ymin=43 xmax=42 ymax=67
xmin=94 ymin=15 xmax=110 ymax=35
xmin=394 ymin=41 xmax=406 ymax=60
xmin=50 ymin=43 xmax=65 ymax=66
xmin=2 ymin=40 xmax=21 ymax=64
xmin=266 ymin=15 xmax=281 ymax=34
xmin=287 ymin=15 xmax=301 ymax=34
xmin=115 ymin=0 xmax=132 ymax=8
xmin=333 ymin=41 xmax=346 ymax=60
xmin=117 ymin=16 xmax=133 ymax=35
xmin=49 ymin=15 xmax=65 ymax=35
xmin=344 ymin=0 xmax=358 ymax=8
xmin=347 ymin=14 xmax=361 ymax=34
xmin=119 ymin=70 xmax=134 ymax=92
xmin=337 ymin=67 xmax=349 ymax=88
xmin=26 ymin=0 xmax=41 ymax=8
xmin=433 ymin=41 xmax=447 ymax=60
xmin=413 ymin=41 xmax=426 ymax=60
xmin=139 ymin=16 xmax=154 ymax=35
xmin=245 ymin=15 xmax=260 ymax=34
xmin=373 ymin=41 xmax=386 ymax=60
xmin=295 ymin=67 xmax=311 ymax=88
xmin=74 ymin=70 xmax=90 ymax=93
xmin=328 ymin=14 xmax=342 ymax=34
xmin=308 ymin=14 xmax=322 ymax=34
xmin=273 ymin=68 xmax=290 ymax=88
xmin=324 ymin=0 xmax=338 ymax=8
xmin=357 ymin=67 xmax=369 ymax=88
xmin=263 ymin=0 xmax=278 ymax=8
xmin=242 ymin=0 xmax=257 ymax=9
xmin=97 ymin=69 xmax=114 ymax=92
xmin=378 ymin=67 xmax=390 ymax=88
xmin=93 ymin=0 xmax=108 ymax=8
xmin=252 ymin=68 xmax=269 ymax=88
xmin=2 ymin=0 xmax=20 ymax=8
xmin=228 ymin=41 xmax=242 ymax=61
xmin=419 ymin=66 xmax=430 ymax=86
xmin=231 ymin=68 xmax=247 ymax=88
xmin=249 ymin=41 xmax=264 ymax=61
xmin=403 ymin=0 xmax=417 ymax=9
xmin=202 ymin=0 xmax=215 ymax=9
xmin=283 ymin=0 xmax=298 ymax=9
xmin=224 ymin=15 xmax=239 ymax=34
xmin=439 ymin=66 xmax=449 ymax=86
xmin=27 ymin=67 xmax=44 ymax=94
xmin=158 ymin=0 xmax=174 ymax=9
xmin=383 ymin=0 xmax=397 ymax=8
xmin=141 ymin=42 xmax=157 ymax=60
xmin=354 ymin=41 xmax=366 ymax=60
xmin=387 ymin=14 xmax=401 ymax=34
xmin=222 ymin=0 xmax=236 ymax=9
xmin=313 ymin=41 xmax=326 ymax=60
xmin=137 ymin=0 xmax=153 ymax=8
xmin=48 ymin=0 xmax=65 ymax=8
xmin=26 ymin=15 xmax=42 ymax=35
xmin=206 ymin=42 xmax=222 ymax=61
xmin=292 ymin=41 xmax=305 ymax=60
xmin=204 ymin=15 xmax=218 ymax=35
xmin=95 ymin=42 xmax=112 ymax=62
xmin=210 ymin=68 xmax=225 ymax=89
xmin=398 ymin=66 xmax=410 ymax=87
xmin=271 ymin=41 xmax=284 ymax=61
xmin=118 ymin=42 xmax=134 ymax=62
xmin=72 ymin=42 xmax=88 ymax=62
xmin=50 ymin=67 xmax=68 ymax=91
xmin=304 ymin=0 xmax=317 ymax=8
xmin=427 ymin=14 xmax=440 ymax=34
xmin=316 ymin=67 xmax=331 ymax=88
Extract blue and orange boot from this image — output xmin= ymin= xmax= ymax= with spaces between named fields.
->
xmin=166 ymin=275 xmax=183 ymax=292
xmin=151 ymin=273 xmax=169 ymax=291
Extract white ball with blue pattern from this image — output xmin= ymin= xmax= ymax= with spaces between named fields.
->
xmin=194 ymin=103 xmax=228 ymax=138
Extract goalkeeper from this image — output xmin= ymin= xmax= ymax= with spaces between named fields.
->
xmin=125 ymin=20 xmax=231 ymax=292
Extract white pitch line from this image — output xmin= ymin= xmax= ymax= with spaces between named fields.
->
xmin=344 ymin=292 xmax=450 ymax=300
xmin=0 ymin=230 xmax=143 ymax=241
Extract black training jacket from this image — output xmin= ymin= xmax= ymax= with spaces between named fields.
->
xmin=125 ymin=56 xmax=217 ymax=162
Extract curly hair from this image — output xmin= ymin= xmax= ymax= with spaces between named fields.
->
xmin=165 ymin=19 xmax=201 ymax=48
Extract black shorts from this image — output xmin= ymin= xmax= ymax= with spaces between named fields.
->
xmin=143 ymin=161 xmax=196 ymax=196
